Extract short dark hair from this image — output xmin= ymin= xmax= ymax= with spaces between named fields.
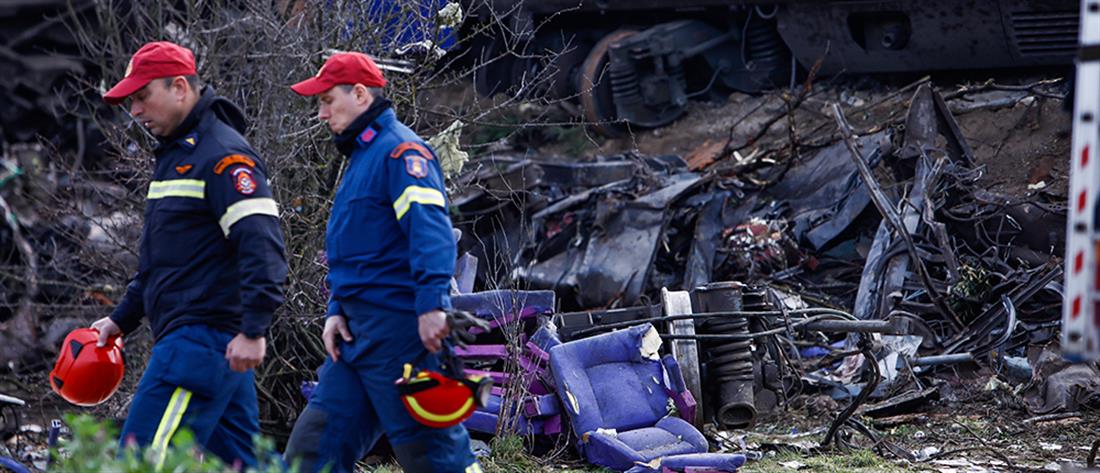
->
xmin=336 ymin=84 xmax=384 ymax=99
xmin=161 ymin=75 xmax=202 ymax=92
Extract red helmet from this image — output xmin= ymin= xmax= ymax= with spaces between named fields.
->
xmin=49 ymin=328 xmax=125 ymax=406
xmin=396 ymin=367 xmax=491 ymax=428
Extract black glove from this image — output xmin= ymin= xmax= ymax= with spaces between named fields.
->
xmin=446 ymin=310 xmax=490 ymax=347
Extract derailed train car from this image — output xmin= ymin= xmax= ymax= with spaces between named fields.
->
xmin=462 ymin=0 xmax=1080 ymax=133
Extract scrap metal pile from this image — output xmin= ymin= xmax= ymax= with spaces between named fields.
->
xmin=0 ymin=0 xmax=123 ymax=370
xmin=0 ymin=141 xmax=137 ymax=372
xmin=445 ymin=80 xmax=1077 ymax=467
xmin=0 ymin=0 xmax=103 ymax=154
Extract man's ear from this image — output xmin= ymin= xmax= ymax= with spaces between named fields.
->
xmin=354 ymin=84 xmax=371 ymax=105
xmin=172 ymin=76 xmax=190 ymax=100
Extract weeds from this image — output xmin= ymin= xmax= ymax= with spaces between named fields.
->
xmin=741 ymin=449 xmax=906 ymax=473
xmin=53 ymin=414 xmax=292 ymax=473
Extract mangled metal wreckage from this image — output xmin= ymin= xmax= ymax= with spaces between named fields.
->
xmin=439 ymin=82 xmax=1070 ymax=470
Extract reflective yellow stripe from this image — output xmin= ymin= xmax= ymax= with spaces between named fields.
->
xmin=466 ymin=462 xmax=484 ymax=473
xmin=148 ymin=179 xmax=205 ymax=199
xmin=152 ymin=387 xmax=192 ymax=470
xmin=405 ymin=395 xmax=474 ymax=423
xmin=218 ymin=198 xmax=279 ymax=236
xmin=392 ymin=186 xmax=446 ymax=220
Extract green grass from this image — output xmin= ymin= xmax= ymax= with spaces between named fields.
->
xmin=550 ymin=125 xmax=594 ymax=158
xmin=370 ymin=441 xmax=907 ymax=473
xmin=365 ymin=436 xmax=608 ymax=473
xmin=56 ymin=417 xmax=602 ymax=473
xmin=55 ymin=414 xmax=288 ymax=473
xmin=741 ymin=449 xmax=908 ymax=473
xmin=887 ymin=423 xmax=921 ymax=438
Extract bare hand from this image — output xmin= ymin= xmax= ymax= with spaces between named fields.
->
xmin=418 ymin=310 xmax=449 ymax=353
xmin=91 ymin=317 xmax=122 ymax=347
xmin=323 ymin=315 xmax=354 ymax=361
xmin=225 ymin=334 xmax=266 ymax=372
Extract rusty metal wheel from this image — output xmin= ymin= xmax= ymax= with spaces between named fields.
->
xmin=578 ymin=29 xmax=637 ymax=137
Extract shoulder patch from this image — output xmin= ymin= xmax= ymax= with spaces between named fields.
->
xmin=232 ymin=167 xmax=257 ymax=195
xmin=405 ymin=154 xmax=429 ymax=178
xmin=214 ymin=154 xmax=256 ymax=175
xmin=181 ymin=133 xmax=198 ymax=150
xmin=389 ymin=142 xmax=434 ymax=160
xmin=358 ymin=127 xmax=377 ymax=144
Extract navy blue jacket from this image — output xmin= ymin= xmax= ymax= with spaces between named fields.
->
xmin=110 ymin=88 xmax=288 ymax=340
xmin=326 ymin=100 xmax=455 ymax=318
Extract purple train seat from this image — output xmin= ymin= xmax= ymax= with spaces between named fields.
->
xmin=549 ymin=323 xmax=745 ymax=472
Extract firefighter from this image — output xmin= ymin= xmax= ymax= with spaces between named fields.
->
xmin=89 ymin=41 xmax=288 ymax=469
xmin=282 ymin=52 xmax=480 ymax=473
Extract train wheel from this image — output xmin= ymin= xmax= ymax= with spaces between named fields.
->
xmin=578 ymin=29 xmax=636 ymax=137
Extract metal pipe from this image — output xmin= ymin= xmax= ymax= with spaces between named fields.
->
xmin=695 ymin=282 xmax=757 ymax=430
xmin=682 ymin=31 xmax=737 ymax=59
xmin=566 ymin=307 xmax=861 ymax=339
xmin=911 ymin=353 xmax=975 ymax=366
xmin=801 ymin=318 xmax=903 ymax=334
xmin=0 ymin=394 xmax=25 ymax=406
xmin=659 ymin=315 xmax=907 ymax=341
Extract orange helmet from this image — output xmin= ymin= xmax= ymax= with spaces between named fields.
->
xmin=49 ymin=328 xmax=125 ymax=406
xmin=395 ymin=345 xmax=492 ymax=428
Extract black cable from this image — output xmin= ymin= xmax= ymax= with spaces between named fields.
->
xmin=821 ymin=334 xmax=879 ymax=448
xmin=564 ymin=308 xmax=857 ymax=338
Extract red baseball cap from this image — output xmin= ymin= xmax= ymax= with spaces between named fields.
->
xmin=103 ymin=41 xmax=197 ymax=105
xmin=291 ymin=52 xmax=387 ymax=96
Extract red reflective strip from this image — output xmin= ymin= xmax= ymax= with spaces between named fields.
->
xmin=1077 ymin=251 xmax=1085 ymax=274
xmin=1084 ymin=144 xmax=1091 ymax=168
xmin=214 ymin=154 xmax=256 ymax=175
xmin=1079 ymin=190 xmax=1088 ymax=213
xmin=390 ymin=142 xmax=434 ymax=160
xmin=1073 ymin=295 xmax=1082 ymax=320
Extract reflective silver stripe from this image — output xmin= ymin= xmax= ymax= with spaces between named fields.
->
xmin=152 ymin=387 xmax=191 ymax=470
xmin=392 ymin=186 xmax=446 ymax=220
xmin=219 ymin=198 xmax=279 ymax=236
xmin=148 ymin=179 xmax=205 ymax=199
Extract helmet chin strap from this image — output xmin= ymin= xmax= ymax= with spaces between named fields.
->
xmin=395 ymin=312 xmax=495 ymax=428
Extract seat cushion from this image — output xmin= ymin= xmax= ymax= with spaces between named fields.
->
xmin=584 ymin=418 xmax=707 ymax=470
xmin=550 ymin=324 xmax=714 ymax=470
xmin=623 ymin=453 xmax=748 ymax=473
xmin=617 ymin=427 xmax=701 ymax=460
xmin=550 ymin=324 xmax=671 ymax=434
xmin=659 ymin=453 xmax=746 ymax=471
xmin=649 ymin=416 xmax=707 ymax=452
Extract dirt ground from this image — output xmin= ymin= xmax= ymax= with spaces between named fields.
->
xmin=739 ymin=376 xmax=1098 ymax=472
xmin=578 ymin=79 xmax=1072 ymax=200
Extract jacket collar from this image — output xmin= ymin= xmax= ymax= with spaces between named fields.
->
xmin=155 ymin=88 xmax=214 ymax=157
xmin=154 ymin=87 xmax=249 ymax=158
xmin=333 ymin=97 xmax=393 ymax=157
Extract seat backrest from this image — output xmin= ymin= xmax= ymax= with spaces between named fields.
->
xmin=549 ymin=324 xmax=672 ymax=434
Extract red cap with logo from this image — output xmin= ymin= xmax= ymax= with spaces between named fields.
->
xmin=291 ymin=52 xmax=387 ymax=96
xmin=103 ymin=41 xmax=197 ymax=105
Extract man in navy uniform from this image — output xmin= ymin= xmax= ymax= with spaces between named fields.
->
xmin=283 ymin=52 xmax=479 ymax=473
xmin=90 ymin=41 xmax=288 ymax=469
